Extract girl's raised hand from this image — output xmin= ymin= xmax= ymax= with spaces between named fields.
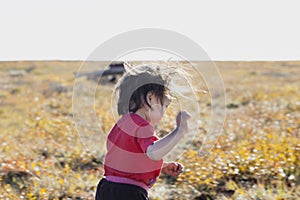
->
xmin=176 ymin=111 xmax=191 ymax=133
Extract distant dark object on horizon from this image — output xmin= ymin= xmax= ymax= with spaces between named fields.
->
xmin=74 ymin=62 xmax=125 ymax=84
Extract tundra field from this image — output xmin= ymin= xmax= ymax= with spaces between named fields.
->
xmin=0 ymin=61 xmax=299 ymax=200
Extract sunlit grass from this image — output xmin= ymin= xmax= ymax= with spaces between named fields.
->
xmin=0 ymin=61 xmax=299 ymax=199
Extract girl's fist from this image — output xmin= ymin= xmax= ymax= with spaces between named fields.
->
xmin=162 ymin=162 xmax=184 ymax=177
xmin=176 ymin=111 xmax=191 ymax=133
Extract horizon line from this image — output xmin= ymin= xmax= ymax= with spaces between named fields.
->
xmin=0 ymin=59 xmax=300 ymax=63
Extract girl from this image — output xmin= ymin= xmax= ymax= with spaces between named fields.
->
xmin=95 ymin=64 xmax=190 ymax=200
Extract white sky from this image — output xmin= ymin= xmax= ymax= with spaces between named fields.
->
xmin=0 ymin=0 xmax=300 ymax=61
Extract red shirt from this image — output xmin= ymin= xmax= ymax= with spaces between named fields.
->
xmin=104 ymin=113 xmax=163 ymax=187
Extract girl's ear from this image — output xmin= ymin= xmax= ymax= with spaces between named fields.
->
xmin=146 ymin=92 xmax=154 ymax=105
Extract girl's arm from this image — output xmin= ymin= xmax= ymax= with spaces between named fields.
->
xmin=146 ymin=111 xmax=190 ymax=161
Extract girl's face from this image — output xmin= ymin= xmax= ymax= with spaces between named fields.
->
xmin=147 ymin=93 xmax=170 ymax=126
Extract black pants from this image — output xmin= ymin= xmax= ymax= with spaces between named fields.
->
xmin=95 ymin=178 xmax=149 ymax=200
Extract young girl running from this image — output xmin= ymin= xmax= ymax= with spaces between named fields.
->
xmin=95 ymin=64 xmax=190 ymax=200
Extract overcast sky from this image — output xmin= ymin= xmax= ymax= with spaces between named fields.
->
xmin=1 ymin=0 xmax=299 ymax=61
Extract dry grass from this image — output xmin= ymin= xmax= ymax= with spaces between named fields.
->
xmin=0 ymin=61 xmax=299 ymax=199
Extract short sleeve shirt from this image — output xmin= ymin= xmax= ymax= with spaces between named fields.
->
xmin=104 ymin=113 xmax=163 ymax=187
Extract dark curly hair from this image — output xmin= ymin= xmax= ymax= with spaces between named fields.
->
xmin=115 ymin=64 xmax=171 ymax=115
